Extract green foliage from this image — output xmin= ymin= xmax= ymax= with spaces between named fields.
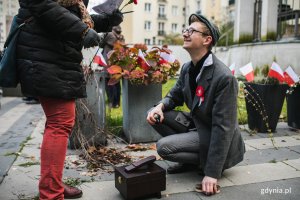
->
xmin=163 ymin=34 xmax=184 ymax=45
xmin=262 ymin=31 xmax=277 ymax=41
xmin=217 ymin=22 xmax=234 ymax=46
xmin=18 ymin=162 xmax=40 ymax=167
xmin=237 ymin=34 xmax=253 ymax=44
xmin=253 ymin=64 xmax=281 ymax=85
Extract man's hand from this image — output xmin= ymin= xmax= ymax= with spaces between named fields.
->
xmin=201 ymin=176 xmax=218 ymax=195
xmin=83 ymin=29 xmax=100 ymax=48
xmin=146 ymin=103 xmax=164 ymax=125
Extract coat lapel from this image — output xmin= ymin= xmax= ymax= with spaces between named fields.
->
xmin=191 ymin=54 xmax=214 ymax=111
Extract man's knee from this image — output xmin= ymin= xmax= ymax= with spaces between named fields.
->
xmin=156 ymin=138 xmax=175 ymax=159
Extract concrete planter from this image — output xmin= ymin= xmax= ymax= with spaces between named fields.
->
xmin=287 ymin=86 xmax=300 ymax=129
xmin=122 ymin=79 xmax=162 ymax=143
xmin=69 ymin=71 xmax=107 ymax=149
xmin=244 ymin=83 xmax=288 ymax=132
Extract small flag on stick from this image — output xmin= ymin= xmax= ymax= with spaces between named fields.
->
xmin=93 ymin=51 xmax=107 ymax=67
xmin=229 ymin=63 xmax=235 ymax=75
xmin=239 ymin=62 xmax=254 ymax=82
xmin=268 ymin=62 xmax=284 ymax=82
xmin=284 ymin=66 xmax=300 ymax=86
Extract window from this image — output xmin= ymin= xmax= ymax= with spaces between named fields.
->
xmin=144 ymin=39 xmax=151 ymax=45
xmin=171 ymin=23 xmax=178 ymax=33
xmin=172 ymin=6 xmax=178 ymax=16
xmin=144 ymin=21 xmax=151 ymax=31
xmin=158 ymin=40 xmax=163 ymax=45
xmin=145 ymin=3 xmax=151 ymax=12
xmin=158 ymin=22 xmax=165 ymax=31
xmin=159 ymin=4 xmax=165 ymax=15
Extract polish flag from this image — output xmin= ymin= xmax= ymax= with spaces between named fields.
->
xmin=160 ymin=52 xmax=176 ymax=63
xmin=268 ymin=62 xmax=284 ymax=82
xmin=239 ymin=62 xmax=254 ymax=82
xmin=138 ymin=49 xmax=150 ymax=71
xmin=93 ymin=51 xmax=107 ymax=67
xmin=284 ymin=66 xmax=300 ymax=86
xmin=229 ymin=63 xmax=235 ymax=75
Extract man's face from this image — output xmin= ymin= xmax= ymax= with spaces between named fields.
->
xmin=182 ymin=22 xmax=212 ymax=51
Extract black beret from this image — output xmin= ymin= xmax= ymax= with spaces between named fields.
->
xmin=188 ymin=14 xmax=220 ymax=46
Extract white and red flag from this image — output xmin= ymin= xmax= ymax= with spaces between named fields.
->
xmin=239 ymin=62 xmax=254 ymax=82
xmin=229 ymin=63 xmax=235 ymax=75
xmin=93 ymin=51 xmax=107 ymax=67
xmin=268 ymin=62 xmax=284 ymax=82
xmin=160 ymin=52 xmax=176 ymax=63
xmin=284 ymin=66 xmax=300 ymax=86
xmin=138 ymin=49 xmax=150 ymax=71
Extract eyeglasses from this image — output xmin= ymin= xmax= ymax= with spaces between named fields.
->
xmin=182 ymin=28 xmax=209 ymax=36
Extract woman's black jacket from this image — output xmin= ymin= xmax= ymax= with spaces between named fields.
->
xmin=17 ymin=0 xmax=111 ymax=99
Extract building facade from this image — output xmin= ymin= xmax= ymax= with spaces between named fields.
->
xmin=121 ymin=0 xmax=232 ymax=45
xmin=234 ymin=0 xmax=300 ymax=43
xmin=0 ymin=0 xmax=19 ymax=45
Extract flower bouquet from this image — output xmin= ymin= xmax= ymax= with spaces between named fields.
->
xmin=106 ymin=42 xmax=180 ymax=85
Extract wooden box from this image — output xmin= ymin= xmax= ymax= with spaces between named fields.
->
xmin=115 ymin=163 xmax=166 ymax=200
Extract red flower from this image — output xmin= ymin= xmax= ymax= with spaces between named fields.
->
xmin=196 ymin=86 xmax=204 ymax=97
xmin=133 ymin=0 xmax=138 ymax=4
xmin=196 ymin=86 xmax=205 ymax=105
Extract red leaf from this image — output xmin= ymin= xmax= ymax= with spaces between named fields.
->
xmin=107 ymin=65 xmax=122 ymax=74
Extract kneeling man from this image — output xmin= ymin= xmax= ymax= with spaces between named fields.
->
xmin=147 ymin=13 xmax=245 ymax=195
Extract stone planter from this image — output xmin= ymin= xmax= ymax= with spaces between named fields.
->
xmin=69 ymin=71 xmax=107 ymax=149
xmin=287 ymin=86 xmax=300 ymax=129
xmin=122 ymin=79 xmax=162 ymax=143
xmin=244 ymin=83 xmax=288 ymax=132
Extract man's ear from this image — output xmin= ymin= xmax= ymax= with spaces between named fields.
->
xmin=203 ymin=36 xmax=213 ymax=47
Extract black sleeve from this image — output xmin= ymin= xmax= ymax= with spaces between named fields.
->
xmin=27 ymin=0 xmax=88 ymax=42
xmin=90 ymin=14 xmax=112 ymax=33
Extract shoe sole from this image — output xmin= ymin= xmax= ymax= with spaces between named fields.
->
xmin=64 ymin=192 xmax=83 ymax=199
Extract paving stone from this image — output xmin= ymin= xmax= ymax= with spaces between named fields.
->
xmin=237 ymin=147 xmax=300 ymax=166
xmin=283 ymin=159 xmax=300 ymax=170
xmin=287 ymin=145 xmax=300 ymax=154
xmin=0 ymin=103 xmax=33 ymax=134
xmin=223 ymin=161 xmax=300 ymax=185
xmin=198 ymin=178 xmax=300 ymax=200
xmin=244 ymin=136 xmax=300 ymax=150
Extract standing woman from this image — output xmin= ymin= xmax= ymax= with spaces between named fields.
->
xmin=16 ymin=0 xmax=123 ymax=199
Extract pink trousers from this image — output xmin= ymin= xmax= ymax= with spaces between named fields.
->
xmin=38 ymin=97 xmax=75 ymax=200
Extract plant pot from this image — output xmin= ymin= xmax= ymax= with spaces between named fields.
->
xmin=69 ymin=71 xmax=107 ymax=149
xmin=244 ymin=83 xmax=288 ymax=133
xmin=122 ymin=79 xmax=162 ymax=143
xmin=287 ymin=86 xmax=300 ymax=129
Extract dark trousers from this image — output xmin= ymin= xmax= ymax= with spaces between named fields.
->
xmin=151 ymin=110 xmax=200 ymax=164
xmin=105 ymin=78 xmax=121 ymax=107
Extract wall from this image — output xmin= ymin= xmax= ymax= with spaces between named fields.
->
xmin=215 ymin=41 xmax=300 ymax=74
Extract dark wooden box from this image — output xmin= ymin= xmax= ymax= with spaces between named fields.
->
xmin=115 ymin=163 xmax=166 ymax=200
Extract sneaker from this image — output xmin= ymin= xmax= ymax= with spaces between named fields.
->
xmin=167 ymin=163 xmax=197 ymax=174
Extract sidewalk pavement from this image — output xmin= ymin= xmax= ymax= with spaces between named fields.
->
xmin=0 ymin=97 xmax=300 ymax=200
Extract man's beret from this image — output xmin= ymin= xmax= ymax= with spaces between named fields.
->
xmin=188 ymin=14 xmax=220 ymax=46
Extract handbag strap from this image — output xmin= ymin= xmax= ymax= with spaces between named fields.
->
xmin=4 ymin=16 xmax=34 ymax=48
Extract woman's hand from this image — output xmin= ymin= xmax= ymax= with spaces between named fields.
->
xmin=201 ymin=176 xmax=218 ymax=195
xmin=146 ymin=103 xmax=164 ymax=125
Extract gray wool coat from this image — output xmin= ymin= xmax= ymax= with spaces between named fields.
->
xmin=160 ymin=53 xmax=245 ymax=179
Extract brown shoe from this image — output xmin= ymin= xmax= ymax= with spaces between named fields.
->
xmin=63 ymin=183 xmax=83 ymax=199
xmin=167 ymin=163 xmax=196 ymax=174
